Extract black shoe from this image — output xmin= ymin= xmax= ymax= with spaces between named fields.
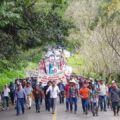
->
xmin=16 ymin=113 xmax=20 ymax=116
xmin=52 ymin=112 xmax=55 ymax=114
xmin=85 ymin=110 xmax=88 ymax=115
xmin=92 ymin=112 xmax=95 ymax=116
xmin=96 ymin=114 xmax=98 ymax=116
xmin=114 ymin=113 xmax=116 ymax=116
xmin=74 ymin=111 xmax=77 ymax=114
xmin=70 ymin=110 xmax=73 ymax=113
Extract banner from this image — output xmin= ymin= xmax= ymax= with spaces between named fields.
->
xmin=26 ymin=70 xmax=39 ymax=77
xmin=26 ymin=47 xmax=72 ymax=84
xmin=64 ymin=65 xmax=72 ymax=76
xmin=37 ymin=72 xmax=66 ymax=84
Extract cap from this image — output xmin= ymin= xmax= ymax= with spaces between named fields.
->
xmin=112 ymin=80 xmax=115 ymax=84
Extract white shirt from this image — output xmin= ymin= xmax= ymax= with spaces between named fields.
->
xmin=99 ymin=84 xmax=108 ymax=96
xmin=24 ymin=86 xmax=33 ymax=96
xmin=47 ymin=86 xmax=60 ymax=98
xmin=4 ymin=88 xmax=10 ymax=97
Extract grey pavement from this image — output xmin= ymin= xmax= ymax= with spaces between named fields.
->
xmin=0 ymin=100 xmax=120 ymax=120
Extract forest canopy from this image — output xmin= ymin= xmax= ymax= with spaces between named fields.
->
xmin=0 ymin=0 xmax=120 ymax=90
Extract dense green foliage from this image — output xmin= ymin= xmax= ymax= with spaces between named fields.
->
xmin=65 ymin=0 xmax=120 ymax=83
xmin=0 ymin=0 xmax=72 ymax=60
xmin=0 ymin=0 xmax=120 ymax=91
xmin=0 ymin=0 xmax=73 ymax=91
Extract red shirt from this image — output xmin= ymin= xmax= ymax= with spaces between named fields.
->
xmin=65 ymin=85 xmax=70 ymax=98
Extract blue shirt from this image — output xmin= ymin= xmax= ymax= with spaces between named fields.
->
xmin=58 ymin=83 xmax=65 ymax=92
xmin=15 ymin=89 xmax=26 ymax=98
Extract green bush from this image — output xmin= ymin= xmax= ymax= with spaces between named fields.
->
xmin=0 ymin=74 xmax=11 ymax=92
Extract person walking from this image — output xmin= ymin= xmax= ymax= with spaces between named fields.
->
xmin=69 ymin=79 xmax=78 ymax=114
xmin=79 ymin=82 xmax=90 ymax=115
xmin=24 ymin=81 xmax=33 ymax=109
xmin=64 ymin=79 xmax=70 ymax=112
xmin=15 ymin=83 xmax=26 ymax=116
xmin=44 ymin=81 xmax=52 ymax=111
xmin=90 ymin=86 xmax=99 ymax=116
xmin=39 ymin=82 xmax=44 ymax=105
xmin=98 ymin=80 xmax=108 ymax=112
xmin=106 ymin=83 xmax=111 ymax=109
xmin=3 ymin=84 xmax=10 ymax=111
xmin=9 ymin=82 xmax=15 ymax=105
xmin=58 ymin=80 xmax=65 ymax=104
xmin=33 ymin=85 xmax=43 ymax=113
xmin=110 ymin=83 xmax=120 ymax=116
xmin=46 ymin=81 xmax=60 ymax=114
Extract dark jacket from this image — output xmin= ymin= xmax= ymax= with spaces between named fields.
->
xmin=44 ymin=85 xmax=50 ymax=99
xmin=110 ymin=88 xmax=120 ymax=102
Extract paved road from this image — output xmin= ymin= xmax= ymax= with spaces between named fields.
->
xmin=0 ymin=100 xmax=120 ymax=120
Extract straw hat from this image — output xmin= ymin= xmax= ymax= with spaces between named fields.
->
xmin=90 ymin=78 xmax=94 ymax=81
xmin=69 ymin=79 xmax=76 ymax=84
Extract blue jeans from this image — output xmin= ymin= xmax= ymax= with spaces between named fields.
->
xmin=16 ymin=98 xmax=25 ymax=115
xmin=81 ymin=99 xmax=89 ymax=112
xmin=99 ymin=95 xmax=107 ymax=111
xmin=66 ymin=98 xmax=70 ymax=111
xmin=59 ymin=91 xmax=64 ymax=104
xmin=112 ymin=102 xmax=120 ymax=115
xmin=35 ymin=97 xmax=41 ymax=112
xmin=45 ymin=97 xmax=51 ymax=111
xmin=3 ymin=97 xmax=9 ymax=109
xmin=51 ymin=98 xmax=57 ymax=113
xmin=70 ymin=97 xmax=77 ymax=112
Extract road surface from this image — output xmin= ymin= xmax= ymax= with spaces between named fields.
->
xmin=0 ymin=100 xmax=119 ymax=120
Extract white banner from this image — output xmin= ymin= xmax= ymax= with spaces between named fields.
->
xmin=26 ymin=70 xmax=39 ymax=77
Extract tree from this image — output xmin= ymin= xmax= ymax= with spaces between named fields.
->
xmin=0 ymin=0 xmax=72 ymax=60
xmin=65 ymin=0 xmax=120 ymax=81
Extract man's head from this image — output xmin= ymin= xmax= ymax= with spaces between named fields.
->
xmin=27 ymin=81 xmax=31 ymax=87
xmin=107 ymin=83 xmax=110 ymax=88
xmin=83 ymin=83 xmax=87 ymax=88
xmin=23 ymin=79 xmax=26 ymax=83
xmin=70 ymin=82 xmax=75 ymax=87
xmin=112 ymin=83 xmax=117 ymax=89
xmin=10 ymin=82 xmax=13 ymax=85
xmin=35 ymin=85 xmax=39 ymax=90
xmin=16 ymin=80 xmax=19 ymax=85
xmin=39 ymin=82 xmax=42 ymax=86
xmin=100 ymin=80 xmax=104 ymax=85
xmin=4 ymin=84 xmax=8 ymax=88
xmin=48 ymin=81 xmax=52 ymax=86
xmin=18 ymin=83 xmax=22 ymax=90
xmin=60 ymin=80 xmax=63 ymax=84
xmin=69 ymin=79 xmax=76 ymax=87
xmin=95 ymin=79 xmax=98 ymax=83
xmin=52 ymin=81 xmax=56 ymax=87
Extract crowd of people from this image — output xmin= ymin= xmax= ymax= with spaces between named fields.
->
xmin=0 ymin=76 xmax=120 ymax=117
